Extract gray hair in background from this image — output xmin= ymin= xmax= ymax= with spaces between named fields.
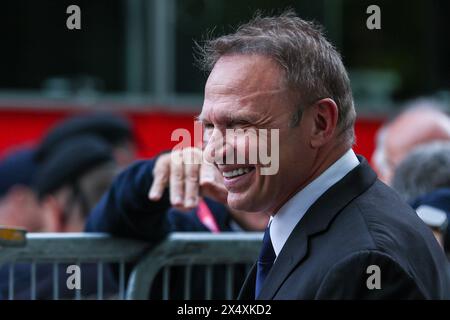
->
xmin=372 ymin=126 xmax=389 ymax=178
xmin=196 ymin=9 xmax=356 ymax=144
xmin=392 ymin=141 xmax=450 ymax=203
xmin=398 ymin=97 xmax=449 ymax=114
xmin=371 ymin=97 xmax=450 ymax=175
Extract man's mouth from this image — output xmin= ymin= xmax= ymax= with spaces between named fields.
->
xmin=221 ymin=166 xmax=256 ymax=179
xmin=219 ymin=165 xmax=257 ymax=191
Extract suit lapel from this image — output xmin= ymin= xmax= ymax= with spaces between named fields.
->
xmin=237 ymin=263 xmax=257 ymax=300
xmin=257 ymin=157 xmax=377 ymax=299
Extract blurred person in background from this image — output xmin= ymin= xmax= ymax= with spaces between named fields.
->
xmin=392 ymin=142 xmax=450 ymax=250
xmin=86 ymin=147 xmax=269 ymax=299
xmin=372 ymin=99 xmax=450 ymax=184
xmin=34 ymin=135 xmax=118 ymax=232
xmin=412 ymin=190 xmax=450 ymax=253
xmin=0 ymin=135 xmax=118 ymax=300
xmin=35 ymin=113 xmax=137 ymax=170
xmin=86 ymin=147 xmax=270 ymax=238
xmin=392 ymin=142 xmax=450 ymax=203
xmin=0 ymin=149 xmax=42 ymax=231
xmin=0 ymin=113 xmax=131 ymax=232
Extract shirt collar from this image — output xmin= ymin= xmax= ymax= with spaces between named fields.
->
xmin=270 ymin=149 xmax=360 ymax=256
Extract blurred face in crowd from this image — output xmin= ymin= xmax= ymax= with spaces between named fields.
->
xmin=40 ymin=186 xmax=86 ymax=233
xmin=200 ymin=54 xmax=343 ymax=215
xmin=40 ymin=163 xmax=117 ymax=232
xmin=113 ymin=139 xmax=137 ymax=169
xmin=376 ymin=109 xmax=450 ymax=184
xmin=0 ymin=186 xmax=43 ymax=231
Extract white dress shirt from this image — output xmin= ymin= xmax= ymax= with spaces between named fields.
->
xmin=270 ymin=149 xmax=360 ymax=256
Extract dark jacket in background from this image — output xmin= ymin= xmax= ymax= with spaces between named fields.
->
xmin=85 ymin=158 xmax=247 ymax=299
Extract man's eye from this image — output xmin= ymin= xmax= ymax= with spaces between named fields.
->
xmin=227 ymin=120 xmax=252 ymax=129
xmin=203 ymin=123 xmax=214 ymax=130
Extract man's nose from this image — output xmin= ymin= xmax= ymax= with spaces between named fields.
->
xmin=203 ymin=128 xmax=221 ymax=164
xmin=203 ymin=128 xmax=229 ymax=165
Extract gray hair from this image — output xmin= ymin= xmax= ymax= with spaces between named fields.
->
xmin=196 ymin=10 xmax=356 ymax=144
xmin=397 ymin=97 xmax=449 ymax=115
xmin=392 ymin=142 xmax=450 ymax=202
xmin=371 ymin=125 xmax=389 ymax=178
xmin=372 ymin=98 xmax=450 ymax=178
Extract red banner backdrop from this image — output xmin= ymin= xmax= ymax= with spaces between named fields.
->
xmin=0 ymin=108 xmax=384 ymax=164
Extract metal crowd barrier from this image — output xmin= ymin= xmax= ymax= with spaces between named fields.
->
xmin=0 ymin=231 xmax=262 ymax=300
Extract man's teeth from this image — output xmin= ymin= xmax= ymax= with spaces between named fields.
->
xmin=222 ymin=167 xmax=252 ymax=178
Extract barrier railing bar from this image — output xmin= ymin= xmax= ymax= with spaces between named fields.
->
xmin=183 ymin=265 xmax=191 ymax=300
xmin=226 ymin=264 xmax=234 ymax=300
xmin=119 ymin=260 xmax=125 ymax=300
xmin=8 ymin=262 xmax=14 ymax=300
xmin=1 ymin=232 xmax=263 ymax=300
xmin=97 ymin=262 xmax=103 ymax=300
xmin=162 ymin=266 xmax=170 ymax=300
xmin=53 ymin=262 xmax=59 ymax=300
xmin=30 ymin=261 xmax=36 ymax=300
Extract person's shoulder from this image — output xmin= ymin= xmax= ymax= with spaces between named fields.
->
xmin=322 ymin=185 xmax=450 ymax=299
xmin=352 ymin=179 xmax=431 ymax=248
xmin=314 ymin=248 xmax=431 ymax=299
xmin=348 ymin=180 xmax=449 ymax=280
xmin=121 ymin=158 xmax=156 ymax=177
xmin=326 ymin=178 xmax=440 ymax=262
xmin=113 ymin=158 xmax=157 ymax=188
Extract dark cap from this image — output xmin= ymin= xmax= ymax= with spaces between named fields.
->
xmin=34 ymin=135 xmax=114 ymax=198
xmin=411 ymin=188 xmax=450 ymax=248
xmin=0 ymin=148 xmax=38 ymax=198
xmin=35 ymin=113 xmax=132 ymax=162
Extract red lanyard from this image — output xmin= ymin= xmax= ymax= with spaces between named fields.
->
xmin=197 ymin=199 xmax=220 ymax=233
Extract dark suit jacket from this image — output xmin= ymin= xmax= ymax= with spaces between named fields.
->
xmin=239 ymin=157 xmax=450 ymax=300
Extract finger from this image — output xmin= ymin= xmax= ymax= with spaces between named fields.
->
xmin=183 ymin=161 xmax=201 ymax=209
xmin=199 ymin=160 xmax=220 ymax=183
xmin=148 ymin=156 xmax=170 ymax=200
xmin=169 ymin=152 xmax=185 ymax=207
xmin=182 ymin=148 xmax=202 ymax=209
xmin=200 ymin=164 xmax=228 ymax=204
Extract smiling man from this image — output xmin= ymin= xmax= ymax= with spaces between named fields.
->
xmin=87 ymin=11 xmax=450 ymax=300
xmin=194 ymin=11 xmax=450 ymax=299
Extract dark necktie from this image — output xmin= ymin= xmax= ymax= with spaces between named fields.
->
xmin=255 ymin=224 xmax=276 ymax=298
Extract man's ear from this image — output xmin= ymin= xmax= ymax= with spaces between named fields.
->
xmin=40 ymin=195 xmax=64 ymax=232
xmin=309 ymin=98 xmax=339 ymax=148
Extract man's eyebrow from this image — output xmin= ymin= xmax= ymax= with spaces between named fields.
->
xmin=226 ymin=113 xmax=258 ymax=124
xmin=195 ymin=113 xmax=258 ymax=125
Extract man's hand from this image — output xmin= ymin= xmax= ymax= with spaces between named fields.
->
xmin=148 ymin=148 xmax=227 ymax=211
